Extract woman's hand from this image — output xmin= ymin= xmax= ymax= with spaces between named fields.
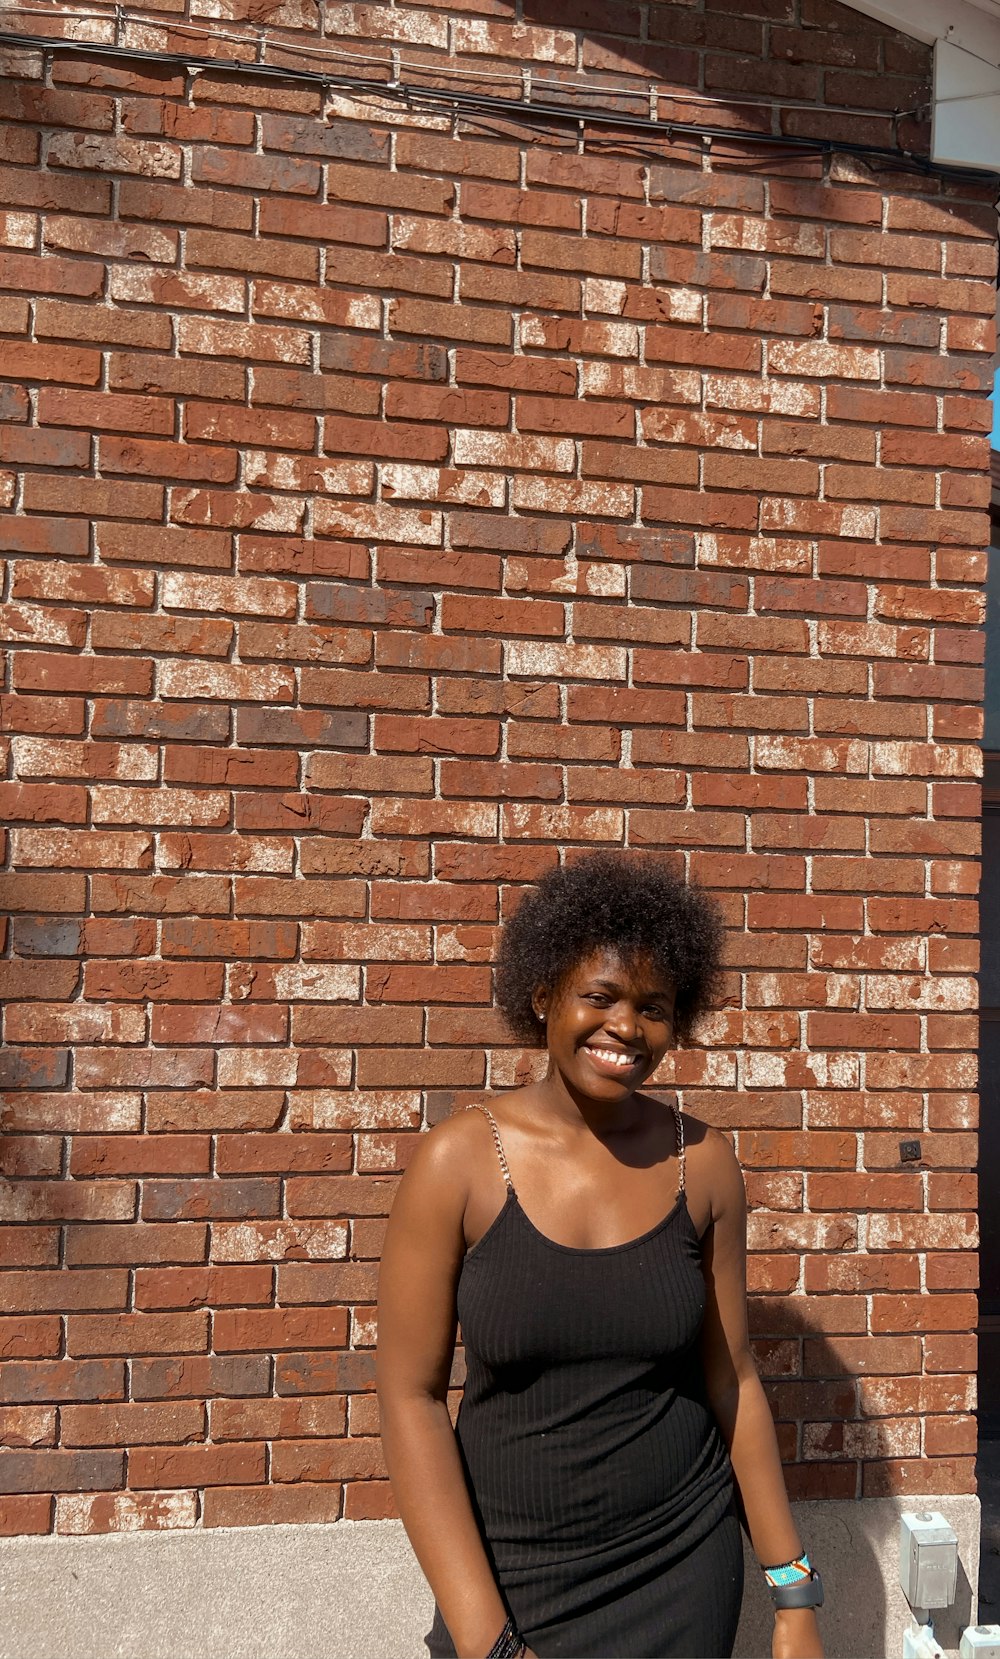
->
xmin=772 ymin=1607 xmax=823 ymax=1658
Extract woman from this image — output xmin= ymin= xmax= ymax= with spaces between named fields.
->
xmin=377 ymin=853 xmax=824 ymax=1659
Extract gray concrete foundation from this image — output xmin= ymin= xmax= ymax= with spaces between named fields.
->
xmin=0 ymin=1495 xmax=980 ymax=1659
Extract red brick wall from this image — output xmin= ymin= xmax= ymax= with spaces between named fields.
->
xmin=0 ymin=0 xmax=995 ymax=1535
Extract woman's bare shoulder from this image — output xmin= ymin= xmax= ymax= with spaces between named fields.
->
xmin=681 ymin=1112 xmax=746 ymax=1213
xmin=395 ymin=1105 xmax=496 ymax=1206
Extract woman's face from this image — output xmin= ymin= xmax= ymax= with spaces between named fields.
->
xmin=532 ymin=948 xmax=677 ymax=1102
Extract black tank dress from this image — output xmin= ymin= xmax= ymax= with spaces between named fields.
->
xmin=426 ymin=1104 xmax=744 ymax=1659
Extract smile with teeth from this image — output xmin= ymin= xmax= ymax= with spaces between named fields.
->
xmin=584 ymin=1045 xmax=641 ymax=1069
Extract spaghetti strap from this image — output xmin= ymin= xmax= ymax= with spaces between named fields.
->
xmin=466 ymin=1103 xmax=514 ymax=1192
xmin=671 ymin=1103 xmax=686 ymax=1194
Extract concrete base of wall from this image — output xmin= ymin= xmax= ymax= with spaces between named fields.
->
xmin=0 ymin=1496 xmax=980 ymax=1659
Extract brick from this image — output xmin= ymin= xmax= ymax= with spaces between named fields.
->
xmin=0 ymin=1131 xmax=63 ymax=1178
xmin=0 ymin=251 xmax=103 ymax=298
xmin=66 ymin=1224 xmax=208 ymax=1267
xmin=67 ymin=1313 xmax=209 ymax=1358
xmin=69 ymin=1136 xmax=211 ymax=1178
xmin=0 ymin=379 xmax=30 ymax=419
xmin=871 ymin=1295 xmax=978 ymax=1335
xmin=212 ymin=1308 xmax=348 ymax=1352
xmin=11 ymin=736 xmax=156 ymax=787
xmin=394 ymin=130 xmax=517 ymax=180
xmin=0 ymin=1360 xmax=121 ymax=1413
xmin=203 ymin=1482 xmax=342 ymax=1527
xmin=89 ymin=787 xmax=230 ymax=830
xmin=56 ymin=1490 xmax=198 ymax=1534
xmin=159 ymin=663 xmax=294 ymax=704
xmin=0 ymin=342 xmax=101 ymax=386
xmin=13 ymin=650 xmax=156 ymax=698
xmin=99 ymin=435 xmax=236 ymax=485
xmin=0 ymin=1316 xmax=62 ymax=1360
xmin=0 ymin=1496 xmax=51 ymax=1536
xmin=326 ymin=163 xmax=453 ymax=217
xmin=193 ymin=148 xmax=320 ymax=196
xmin=0 ymin=1271 xmax=127 ymax=1315
xmin=0 ymin=517 xmax=90 ymax=558
xmin=129 ymin=1444 xmax=265 ymax=1490
xmin=40 ymin=298 xmax=176 ymax=353
xmin=24 ymin=474 xmax=163 ymax=521
xmin=141 ymin=1180 xmax=280 ymax=1222
xmin=279 ymin=1263 xmax=378 ymax=1305
xmin=209 ymin=1397 xmax=347 ymax=1442
xmin=98 ymin=532 xmax=231 ymax=587
xmin=0 ymin=1451 xmax=124 ymax=1495
xmin=131 ymin=1356 xmax=270 ymax=1402
xmin=211 ymin=1221 xmax=347 ymax=1263
xmin=135 ymin=1266 xmax=272 ymax=1311
xmin=271 ymin=1438 xmax=385 ymax=1482
xmin=60 ymin=1402 xmax=205 ymax=1448
xmin=260 ymin=193 xmax=386 ymax=245
xmin=0 ymin=1229 xmax=59 ymax=1269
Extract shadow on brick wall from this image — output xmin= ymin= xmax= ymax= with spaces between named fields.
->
xmin=746 ymin=1297 xmax=889 ymax=1657
xmin=742 ymin=1296 xmax=974 ymax=1657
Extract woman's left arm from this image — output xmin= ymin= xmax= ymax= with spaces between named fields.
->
xmin=697 ymin=1129 xmax=823 ymax=1659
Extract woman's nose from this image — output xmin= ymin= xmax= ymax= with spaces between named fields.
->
xmin=605 ymin=1002 xmax=639 ymax=1039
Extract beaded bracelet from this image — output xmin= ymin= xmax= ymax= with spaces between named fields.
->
xmin=485 ymin=1615 xmax=527 ymax=1659
xmin=763 ymin=1553 xmax=824 ymax=1611
xmin=764 ymin=1553 xmax=813 ymax=1589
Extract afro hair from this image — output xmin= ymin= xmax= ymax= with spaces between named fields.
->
xmin=495 ymin=851 xmax=722 ymax=1046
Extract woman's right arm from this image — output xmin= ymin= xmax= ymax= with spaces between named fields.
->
xmin=376 ymin=1120 xmax=510 ymax=1659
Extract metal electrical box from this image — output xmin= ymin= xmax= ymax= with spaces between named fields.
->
xmin=899 ymin=1512 xmax=959 ymax=1611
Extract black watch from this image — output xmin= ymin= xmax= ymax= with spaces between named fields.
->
xmin=769 ymin=1568 xmax=824 ymax=1611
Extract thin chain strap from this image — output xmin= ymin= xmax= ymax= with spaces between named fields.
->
xmin=672 ymin=1103 xmax=686 ymax=1193
xmin=466 ymin=1104 xmax=513 ymax=1191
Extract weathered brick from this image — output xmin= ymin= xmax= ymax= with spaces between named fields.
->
xmin=202 ymin=1483 xmax=342 ymax=1528
xmin=129 ymin=1443 xmax=265 ymax=1490
xmin=0 ymin=1451 xmax=124 ymax=1494
xmin=131 ymin=1356 xmax=270 ymax=1402
xmin=56 ymin=1490 xmax=198 ymax=1534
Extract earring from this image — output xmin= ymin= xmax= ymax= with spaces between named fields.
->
xmin=539 ymin=1013 xmax=546 ymax=1024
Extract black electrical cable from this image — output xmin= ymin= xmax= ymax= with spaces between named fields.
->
xmin=0 ymin=26 xmax=995 ymax=184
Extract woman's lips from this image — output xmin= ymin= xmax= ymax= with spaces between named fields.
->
xmin=581 ymin=1044 xmax=644 ymax=1079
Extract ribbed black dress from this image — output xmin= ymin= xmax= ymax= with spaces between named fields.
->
xmin=426 ymin=1105 xmax=743 ymax=1659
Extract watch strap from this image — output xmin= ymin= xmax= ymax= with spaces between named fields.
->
xmin=769 ymin=1569 xmax=824 ymax=1610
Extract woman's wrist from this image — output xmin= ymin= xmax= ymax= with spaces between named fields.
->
xmin=482 ymin=1614 xmax=526 ymax=1659
xmin=450 ymin=1608 xmax=515 ymax=1658
xmin=773 ymin=1606 xmax=821 ymax=1621
xmin=762 ymin=1550 xmax=823 ymax=1612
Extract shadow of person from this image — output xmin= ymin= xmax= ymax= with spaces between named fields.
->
xmin=733 ymin=1292 xmax=974 ymax=1659
xmin=733 ymin=1293 xmax=889 ymax=1659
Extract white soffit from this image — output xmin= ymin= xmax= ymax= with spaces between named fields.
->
xmin=841 ymin=0 xmax=1000 ymax=170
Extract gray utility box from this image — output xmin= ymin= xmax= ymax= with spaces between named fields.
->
xmin=899 ymin=1511 xmax=959 ymax=1612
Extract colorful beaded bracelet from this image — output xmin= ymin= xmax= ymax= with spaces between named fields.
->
xmin=764 ymin=1553 xmax=813 ymax=1589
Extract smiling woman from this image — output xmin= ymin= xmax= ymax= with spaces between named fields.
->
xmin=376 ymin=853 xmax=824 ymax=1659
